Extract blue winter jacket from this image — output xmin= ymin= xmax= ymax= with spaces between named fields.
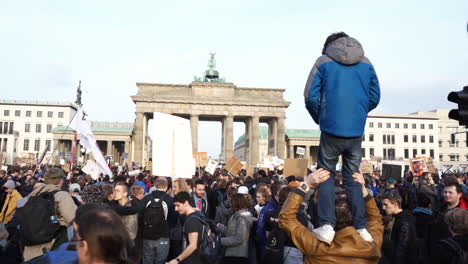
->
xmin=304 ymin=37 xmax=380 ymax=137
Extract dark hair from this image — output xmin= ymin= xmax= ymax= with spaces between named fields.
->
xmin=271 ymin=182 xmax=284 ymax=198
xmin=194 ymin=179 xmax=204 ymax=187
xmin=278 ymin=186 xmax=291 ymax=205
xmin=174 ymin=191 xmax=191 ymax=204
xmin=405 ymin=174 xmax=414 ymax=184
xmin=258 ymin=170 xmax=267 ymax=178
xmin=137 ymin=174 xmax=144 ymax=181
xmin=226 ymin=186 xmax=237 ymax=199
xmin=335 ymin=198 xmax=353 ymax=230
xmin=381 ymin=192 xmax=403 ymax=208
xmin=444 ymin=176 xmax=462 ymax=193
xmin=230 ymin=193 xmax=250 ymax=212
xmin=101 ymin=184 xmax=114 ymax=200
xmin=322 ymin=32 xmax=349 ymax=55
xmin=75 ymin=207 xmax=131 ymax=264
xmin=417 ymin=193 xmax=431 ymax=208
xmin=445 ymin=208 xmax=468 ymax=235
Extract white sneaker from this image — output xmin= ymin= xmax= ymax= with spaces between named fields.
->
xmin=357 ymin=228 xmax=374 ymax=242
xmin=312 ymin=224 xmax=335 ymax=244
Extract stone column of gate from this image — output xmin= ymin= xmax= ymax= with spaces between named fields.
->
xmin=289 ymin=144 xmax=294 ymax=158
xmin=244 ymin=118 xmax=251 ymax=165
xmin=305 ymin=145 xmax=311 ymax=167
xmin=107 ymin=141 xmax=113 ymax=157
xmin=190 ymin=115 xmax=199 ymax=153
xmin=142 ymin=113 xmax=148 ymax=163
xmin=133 ymin=112 xmax=145 ymax=164
xmin=251 ymin=116 xmax=260 ymax=166
xmin=268 ymin=118 xmax=277 ymax=156
xmin=276 ymin=116 xmax=286 ymax=159
xmin=124 ymin=141 xmax=131 ymax=162
xmin=222 ymin=115 xmax=234 ymax=161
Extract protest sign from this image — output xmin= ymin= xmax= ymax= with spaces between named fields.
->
xmin=296 ymin=147 xmax=305 ymax=156
xmin=409 ymin=157 xmax=427 ymax=176
xmin=193 ymin=152 xmax=208 ymax=167
xmin=1 ymin=166 xmax=7 ymax=171
xmin=225 ymin=156 xmax=243 ymax=176
xmin=360 ymin=162 xmax=374 ymax=174
xmin=205 ymin=159 xmax=219 ymax=175
xmin=424 ymin=157 xmax=437 ymax=173
xmin=382 ymin=161 xmax=404 ymax=180
xmin=60 ymin=159 xmax=65 ymax=165
xmin=152 ymin=113 xmax=195 ymax=179
xmin=82 ymin=160 xmax=103 ymax=180
xmin=128 ymin=169 xmax=141 ymax=176
xmin=283 ymin=158 xmax=308 ymax=177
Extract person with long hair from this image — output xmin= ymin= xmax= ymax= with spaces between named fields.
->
xmin=218 ymin=193 xmax=255 ymax=264
xmin=74 ymin=206 xmax=133 ymax=264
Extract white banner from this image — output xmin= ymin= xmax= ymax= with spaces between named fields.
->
xmin=205 ymin=159 xmax=219 ymax=175
xmin=152 ymin=113 xmax=195 ymax=179
xmin=82 ymin=160 xmax=102 ymax=180
xmin=296 ymin=147 xmax=305 ymax=156
xmin=70 ymin=108 xmax=113 ymax=177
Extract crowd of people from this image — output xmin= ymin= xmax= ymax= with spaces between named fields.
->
xmin=0 ymin=164 xmax=466 ymax=264
xmin=0 ymin=31 xmax=467 ymax=264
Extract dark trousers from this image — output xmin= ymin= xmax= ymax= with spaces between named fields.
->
xmin=316 ymin=131 xmax=366 ymax=229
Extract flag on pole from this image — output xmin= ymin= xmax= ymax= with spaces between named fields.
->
xmin=70 ymin=108 xmax=113 ymax=177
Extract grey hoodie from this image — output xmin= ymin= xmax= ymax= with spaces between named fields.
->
xmin=220 ymin=209 xmax=255 ymax=258
xmin=325 ymin=37 xmax=365 ymax=65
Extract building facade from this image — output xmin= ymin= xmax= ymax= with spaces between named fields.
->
xmin=411 ymin=109 xmax=468 ymax=173
xmin=362 ymin=113 xmax=439 ymax=167
xmin=234 ymin=127 xmax=321 ymax=166
xmin=0 ymin=100 xmax=76 ymax=165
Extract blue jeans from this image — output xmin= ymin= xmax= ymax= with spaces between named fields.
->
xmin=316 ymin=132 xmax=366 ymax=229
xmin=142 ymin=238 xmax=170 ymax=264
xmin=283 ymin=246 xmax=303 ymax=264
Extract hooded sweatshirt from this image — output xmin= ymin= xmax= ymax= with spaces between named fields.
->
xmin=304 ymin=37 xmax=380 ymax=137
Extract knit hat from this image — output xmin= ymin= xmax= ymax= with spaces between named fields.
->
xmin=44 ymin=168 xmax=65 ymax=180
xmin=81 ymin=185 xmax=103 ymax=204
xmin=3 ymin=180 xmax=15 ymax=190
xmin=387 ymin=177 xmax=396 ymax=184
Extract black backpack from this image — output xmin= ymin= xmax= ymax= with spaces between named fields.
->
xmin=142 ymin=193 xmax=169 ymax=240
xmin=262 ymin=223 xmax=286 ymax=264
xmin=16 ymin=191 xmax=61 ymax=246
xmin=185 ymin=213 xmax=223 ymax=264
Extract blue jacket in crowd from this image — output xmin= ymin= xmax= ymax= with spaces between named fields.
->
xmin=304 ymin=37 xmax=381 ymax=137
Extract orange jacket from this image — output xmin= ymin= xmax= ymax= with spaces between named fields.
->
xmin=279 ymin=189 xmax=384 ymax=264
xmin=0 ymin=190 xmax=23 ymax=224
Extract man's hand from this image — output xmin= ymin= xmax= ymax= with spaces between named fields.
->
xmin=352 ymin=171 xmax=369 ymax=197
xmin=306 ymin=168 xmax=331 ymax=189
xmin=166 ymin=259 xmax=178 ymax=264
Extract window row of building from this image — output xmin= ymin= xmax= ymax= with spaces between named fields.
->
xmin=368 ymin=122 xmax=434 ymax=130
xmin=23 ymin=138 xmax=52 ymax=152
xmin=361 ymin=148 xmax=435 ymax=160
xmin=2 ymin=110 xmax=65 ymax=118
xmin=362 ymin=134 xmax=435 ymax=144
xmin=0 ymin=122 xmax=14 ymax=134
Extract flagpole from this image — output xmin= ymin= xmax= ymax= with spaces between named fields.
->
xmin=44 ymin=110 xmax=79 ymax=166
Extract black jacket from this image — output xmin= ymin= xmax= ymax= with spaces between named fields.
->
xmin=389 ymin=210 xmax=418 ymax=264
xmin=430 ymin=235 xmax=468 ymax=264
xmin=189 ymin=195 xmax=209 ymax=218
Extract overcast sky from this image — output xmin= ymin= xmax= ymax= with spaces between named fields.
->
xmin=1 ymin=0 xmax=467 ymax=157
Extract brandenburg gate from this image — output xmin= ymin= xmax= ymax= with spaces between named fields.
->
xmin=131 ymin=55 xmax=290 ymax=166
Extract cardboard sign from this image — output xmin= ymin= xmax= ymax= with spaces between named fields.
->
xmin=296 ymin=147 xmax=305 ymax=156
xmin=61 ymin=164 xmax=71 ymax=172
xmin=1 ymin=165 xmax=8 ymax=171
xmin=283 ymin=158 xmax=308 ymax=178
xmin=410 ymin=157 xmax=427 ymax=176
xmin=205 ymin=159 xmax=219 ymax=175
xmin=360 ymin=162 xmax=374 ymax=174
xmin=382 ymin=161 xmax=404 ymax=180
xmin=193 ymin=152 xmax=208 ymax=167
xmin=82 ymin=160 xmax=104 ymax=180
xmin=224 ymin=156 xmax=243 ymax=176
xmin=424 ymin=157 xmax=437 ymax=173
